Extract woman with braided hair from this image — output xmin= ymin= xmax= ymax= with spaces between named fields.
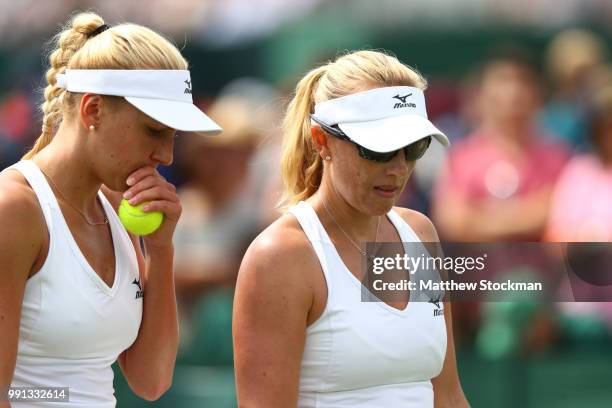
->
xmin=0 ymin=12 xmax=220 ymax=407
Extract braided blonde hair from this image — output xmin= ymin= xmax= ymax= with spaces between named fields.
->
xmin=23 ymin=12 xmax=188 ymax=159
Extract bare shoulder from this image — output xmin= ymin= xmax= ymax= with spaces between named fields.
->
xmin=392 ymin=206 xmax=440 ymax=242
xmin=237 ymin=211 xmax=318 ymax=298
xmin=0 ymin=170 xmax=46 ymax=233
xmin=233 ymin=211 xmax=318 ymax=406
xmin=0 ymin=170 xmax=46 ymax=272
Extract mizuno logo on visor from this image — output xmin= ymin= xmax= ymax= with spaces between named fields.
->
xmin=392 ymin=93 xmax=416 ymax=109
xmin=392 ymin=93 xmax=412 ymax=103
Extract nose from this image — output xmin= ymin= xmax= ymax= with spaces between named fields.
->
xmin=151 ymin=135 xmax=175 ymax=166
xmin=384 ymin=149 xmax=414 ymax=178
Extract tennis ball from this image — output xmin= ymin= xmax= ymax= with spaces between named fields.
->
xmin=118 ymin=199 xmax=164 ymax=236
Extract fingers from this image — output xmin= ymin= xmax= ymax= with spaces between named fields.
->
xmin=126 ymin=167 xmax=155 ymax=186
xmin=124 ymin=175 xmax=176 ymax=202
xmin=123 ymin=167 xmax=180 ymax=220
xmin=140 ymin=200 xmax=182 ymax=222
xmin=126 ymin=185 xmax=179 ymax=207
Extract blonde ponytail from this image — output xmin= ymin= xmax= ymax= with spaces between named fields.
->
xmin=280 ymin=65 xmax=328 ymax=208
xmin=23 ymin=13 xmax=105 ymax=159
xmin=279 ymin=50 xmax=428 ymax=209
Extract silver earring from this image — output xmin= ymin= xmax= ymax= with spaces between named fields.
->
xmin=89 ymin=125 xmax=95 ymax=131
xmin=324 ymin=156 xmax=332 ymax=161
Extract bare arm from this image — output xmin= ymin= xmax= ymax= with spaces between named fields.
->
xmin=233 ymin=221 xmax=316 ymax=407
xmin=395 ymin=208 xmax=470 ymax=407
xmin=433 ymin=187 xmax=553 ymax=242
xmin=0 ymin=179 xmax=45 ymax=408
xmin=432 ymin=302 xmax=470 ymax=408
xmin=102 ymin=166 xmax=181 ymax=401
xmin=118 ymin=244 xmax=177 ymax=401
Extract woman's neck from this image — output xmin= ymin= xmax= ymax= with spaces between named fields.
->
xmin=310 ymin=185 xmax=380 ymax=243
xmin=32 ymin=129 xmax=103 ymax=216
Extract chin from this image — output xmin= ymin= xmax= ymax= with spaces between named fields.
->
xmin=362 ymin=200 xmax=394 ymax=217
xmin=103 ymin=177 xmax=127 ymax=192
xmin=368 ymin=194 xmax=399 ymax=212
xmin=379 ymin=202 xmax=396 ymax=215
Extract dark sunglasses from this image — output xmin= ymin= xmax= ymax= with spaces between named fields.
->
xmin=311 ymin=116 xmax=431 ymax=163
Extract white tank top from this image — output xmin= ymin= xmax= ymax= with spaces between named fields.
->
xmin=289 ymin=201 xmax=447 ymax=408
xmin=5 ymin=160 xmax=143 ymax=408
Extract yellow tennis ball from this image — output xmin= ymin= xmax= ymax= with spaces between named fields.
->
xmin=118 ymin=199 xmax=164 ymax=236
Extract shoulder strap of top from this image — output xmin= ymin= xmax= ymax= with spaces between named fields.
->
xmin=97 ymin=190 xmax=137 ymax=258
xmin=386 ymin=208 xmax=421 ymax=243
xmin=387 ymin=208 xmax=446 ymax=302
xmin=2 ymin=160 xmax=59 ymax=229
xmin=287 ymin=201 xmax=332 ymax=244
xmin=98 ymin=190 xmax=141 ymax=282
xmin=287 ymin=201 xmax=335 ymax=293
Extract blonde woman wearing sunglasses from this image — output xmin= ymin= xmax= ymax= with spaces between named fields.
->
xmin=233 ymin=50 xmax=469 ymax=408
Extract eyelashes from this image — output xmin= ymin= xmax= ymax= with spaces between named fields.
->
xmin=147 ymin=127 xmax=163 ymax=136
xmin=146 ymin=125 xmax=177 ymax=139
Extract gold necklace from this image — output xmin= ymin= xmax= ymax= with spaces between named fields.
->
xmin=321 ymin=200 xmax=380 ymax=260
xmin=39 ymin=167 xmax=109 ymax=226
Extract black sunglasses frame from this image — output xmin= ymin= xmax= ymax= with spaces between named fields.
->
xmin=310 ymin=115 xmax=431 ymax=163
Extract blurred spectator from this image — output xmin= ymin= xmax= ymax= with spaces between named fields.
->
xmin=0 ymin=90 xmax=37 ymax=169
xmin=216 ymin=77 xmax=285 ymax=225
xmin=432 ymin=47 xmax=570 ymax=242
xmin=431 ymin=48 xmax=571 ymax=355
xmin=172 ymin=83 xmax=282 ymax=361
xmin=174 ymin=97 xmax=260 ymax=356
xmin=540 ymin=29 xmax=608 ymax=149
xmin=544 ymin=86 xmax=612 ymax=343
xmin=545 ymin=86 xmax=612 ymax=242
xmin=404 ymin=77 xmax=479 ymax=214
xmin=173 ymin=95 xmax=263 ymax=299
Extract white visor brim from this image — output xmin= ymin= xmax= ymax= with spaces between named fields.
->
xmin=125 ymin=97 xmax=222 ymax=134
xmin=338 ymin=114 xmax=449 ymax=153
xmin=56 ymin=69 xmax=222 ymax=134
xmin=312 ymin=86 xmax=449 ymax=152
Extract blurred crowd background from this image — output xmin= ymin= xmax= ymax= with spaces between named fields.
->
xmin=1 ymin=1 xmax=612 ymax=407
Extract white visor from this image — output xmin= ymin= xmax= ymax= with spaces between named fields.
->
xmin=311 ymin=86 xmax=449 ymax=152
xmin=56 ymin=69 xmax=222 ymax=134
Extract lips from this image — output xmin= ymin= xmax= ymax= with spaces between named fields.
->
xmin=374 ymin=185 xmax=399 ymax=197
xmin=375 ymin=185 xmax=398 ymax=191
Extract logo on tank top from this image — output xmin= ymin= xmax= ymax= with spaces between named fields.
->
xmin=132 ymin=278 xmax=144 ymax=299
xmin=184 ymin=79 xmax=192 ymax=94
xmin=428 ymin=296 xmax=444 ymax=317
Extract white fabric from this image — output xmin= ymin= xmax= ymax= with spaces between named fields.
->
xmin=312 ymin=86 xmax=449 ymax=152
xmin=56 ymin=70 xmax=192 ymax=102
xmin=5 ymin=160 xmax=143 ymax=408
xmin=288 ymin=201 xmax=447 ymax=408
xmin=313 ymin=86 xmax=428 ymax=123
xmin=56 ymin=69 xmax=222 ymax=134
